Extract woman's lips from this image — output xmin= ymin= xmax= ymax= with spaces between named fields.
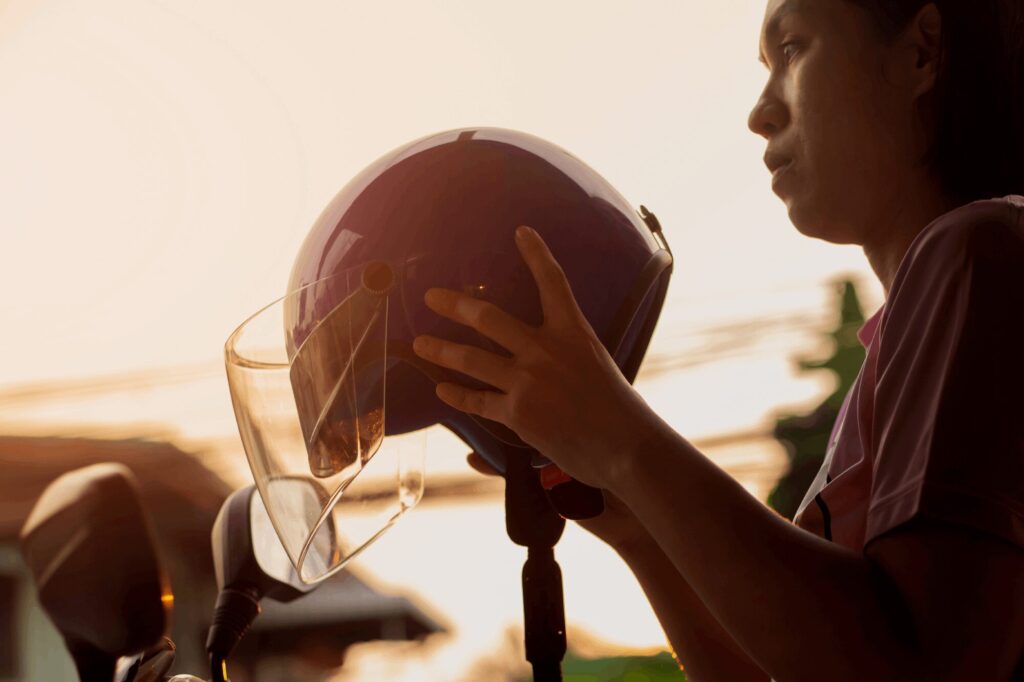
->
xmin=771 ymin=160 xmax=794 ymax=192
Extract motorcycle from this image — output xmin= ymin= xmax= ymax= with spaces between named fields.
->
xmin=19 ymin=463 xmax=324 ymax=682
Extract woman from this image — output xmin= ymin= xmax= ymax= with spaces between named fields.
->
xmin=412 ymin=1 xmax=1024 ymax=679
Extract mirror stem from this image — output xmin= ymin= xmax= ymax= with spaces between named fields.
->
xmin=206 ymin=585 xmax=261 ymax=681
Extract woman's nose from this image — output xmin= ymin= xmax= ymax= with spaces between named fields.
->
xmin=748 ymin=89 xmax=788 ymax=139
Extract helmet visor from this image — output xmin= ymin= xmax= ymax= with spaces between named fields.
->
xmin=225 ymin=265 xmax=425 ymax=583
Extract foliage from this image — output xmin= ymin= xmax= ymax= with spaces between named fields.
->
xmin=523 ymin=651 xmax=686 ymax=682
xmin=767 ymin=279 xmax=867 ymax=519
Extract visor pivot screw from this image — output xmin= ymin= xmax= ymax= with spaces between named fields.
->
xmin=361 ymin=261 xmax=396 ymax=295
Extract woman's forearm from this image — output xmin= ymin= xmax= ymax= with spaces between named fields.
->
xmin=617 ymin=537 xmax=769 ymax=681
xmin=612 ymin=420 xmax=920 ymax=682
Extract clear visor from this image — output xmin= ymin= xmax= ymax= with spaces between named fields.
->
xmin=225 ymin=264 xmax=425 ymax=584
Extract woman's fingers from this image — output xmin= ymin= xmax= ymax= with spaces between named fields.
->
xmin=412 ymin=335 xmax=515 ymax=391
xmin=466 ymin=451 xmax=501 ymax=477
xmin=423 ymin=288 xmax=534 ymax=355
xmin=419 ymin=226 xmax=586 ymax=352
xmin=514 ymin=225 xmax=583 ymax=328
xmin=434 ymin=382 xmax=505 ymax=421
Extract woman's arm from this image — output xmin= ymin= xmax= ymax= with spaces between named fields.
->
xmin=414 ymin=226 xmax=1024 ymax=681
xmin=467 ymin=453 xmax=766 ymax=680
xmin=616 ymin=534 xmax=769 ymax=682
xmin=614 ymin=422 xmax=1024 ymax=681
xmin=615 ymin=425 xmax=918 ymax=680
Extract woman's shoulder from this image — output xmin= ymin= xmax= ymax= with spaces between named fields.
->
xmin=893 ymin=195 xmax=1024 ymax=292
xmin=876 ymin=195 xmax=1024 ymax=379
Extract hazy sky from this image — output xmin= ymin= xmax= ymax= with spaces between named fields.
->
xmin=1 ymin=1 xmax=887 ymax=677
xmin=0 ymin=0 xmax=882 ymax=388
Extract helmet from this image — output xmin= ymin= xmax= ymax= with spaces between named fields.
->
xmin=226 ymin=127 xmax=672 ymax=582
xmin=289 ymin=127 xmax=673 ymax=461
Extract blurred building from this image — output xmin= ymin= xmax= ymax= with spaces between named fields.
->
xmin=0 ymin=435 xmax=228 ymax=680
xmin=233 ymin=570 xmax=445 ymax=682
xmin=0 ymin=330 xmax=807 ymax=680
xmin=0 ymin=435 xmax=444 ymax=682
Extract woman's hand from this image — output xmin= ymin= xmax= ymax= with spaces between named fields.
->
xmin=465 ymin=452 xmax=653 ymax=557
xmin=412 ymin=225 xmax=661 ymax=491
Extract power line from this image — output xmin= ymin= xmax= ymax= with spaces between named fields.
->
xmin=0 ymin=362 xmax=222 ymax=407
xmin=0 ymin=300 xmax=850 ymax=405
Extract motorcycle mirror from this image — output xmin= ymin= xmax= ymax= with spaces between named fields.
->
xmin=207 ymin=481 xmax=333 ymax=682
xmin=210 ymin=483 xmax=319 ymax=600
xmin=19 ymin=463 xmax=171 ymax=682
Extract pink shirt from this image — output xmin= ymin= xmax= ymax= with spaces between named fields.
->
xmin=793 ymin=195 xmax=1024 ymax=552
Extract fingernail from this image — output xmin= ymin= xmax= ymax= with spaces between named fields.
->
xmin=413 ymin=336 xmax=426 ymax=353
xmin=424 ymin=289 xmax=442 ymax=306
xmin=516 ymin=225 xmax=532 ymax=240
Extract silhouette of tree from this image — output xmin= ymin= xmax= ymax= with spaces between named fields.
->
xmin=768 ymin=279 xmax=867 ymax=519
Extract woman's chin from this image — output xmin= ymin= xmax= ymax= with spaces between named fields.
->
xmin=774 ymin=183 xmax=856 ymax=241
xmin=787 ymin=202 xmax=861 ymax=245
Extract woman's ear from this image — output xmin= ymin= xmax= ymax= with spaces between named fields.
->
xmin=897 ymin=3 xmax=943 ymax=98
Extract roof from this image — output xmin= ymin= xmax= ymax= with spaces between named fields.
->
xmin=0 ymin=435 xmax=231 ymax=546
xmin=255 ymin=568 xmax=446 ymax=634
xmin=241 ymin=568 xmax=447 ymax=662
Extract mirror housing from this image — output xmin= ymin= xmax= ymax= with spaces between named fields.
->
xmin=19 ymin=463 xmax=171 ymax=679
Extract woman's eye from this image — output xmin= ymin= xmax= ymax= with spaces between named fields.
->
xmin=781 ymin=42 xmax=801 ymax=62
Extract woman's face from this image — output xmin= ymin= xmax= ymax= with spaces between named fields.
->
xmin=749 ymin=0 xmax=929 ymax=245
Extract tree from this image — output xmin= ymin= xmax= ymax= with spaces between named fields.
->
xmin=768 ymin=279 xmax=867 ymax=519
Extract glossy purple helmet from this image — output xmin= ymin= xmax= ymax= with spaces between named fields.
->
xmin=286 ymin=127 xmax=673 ymax=473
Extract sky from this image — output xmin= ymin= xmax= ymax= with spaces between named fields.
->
xmin=0 ymin=0 xmax=883 ymax=388
xmin=0 ymin=0 xmax=886 ymax=678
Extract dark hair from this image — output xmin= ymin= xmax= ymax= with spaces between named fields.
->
xmin=848 ymin=0 xmax=1024 ymax=204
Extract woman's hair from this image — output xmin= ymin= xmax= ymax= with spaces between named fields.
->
xmin=848 ymin=0 xmax=1024 ymax=204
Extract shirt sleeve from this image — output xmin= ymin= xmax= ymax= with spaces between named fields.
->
xmin=865 ymin=205 xmax=1024 ymax=550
